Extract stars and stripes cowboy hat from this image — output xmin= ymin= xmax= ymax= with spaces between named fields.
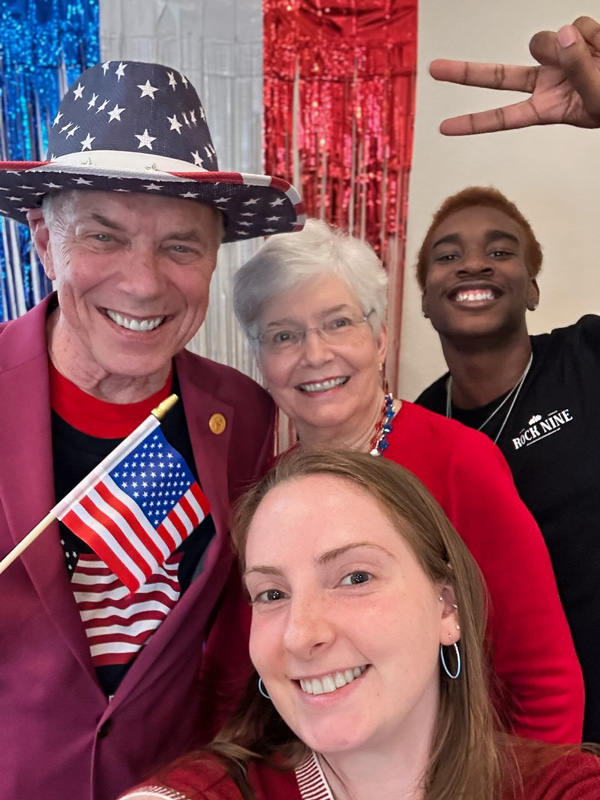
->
xmin=0 ymin=60 xmax=305 ymax=242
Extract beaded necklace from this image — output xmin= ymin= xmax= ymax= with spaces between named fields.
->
xmin=369 ymin=393 xmax=395 ymax=456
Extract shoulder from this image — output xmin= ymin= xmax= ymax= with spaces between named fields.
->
xmin=120 ymin=754 xmax=300 ymax=800
xmin=512 ymin=745 xmax=600 ymax=800
xmin=534 ymin=314 xmax=600 ymax=353
xmin=0 ymin=296 xmax=51 ymax=369
xmin=414 ymin=373 xmax=449 ymax=412
xmin=176 ymin=350 xmax=270 ymax=406
xmin=396 ymin=401 xmax=507 ymax=461
xmin=119 ymin=754 xmax=236 ymax=800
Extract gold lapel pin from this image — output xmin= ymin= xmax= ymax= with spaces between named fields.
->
xmin=209 ymin=413 xmax=226 ymax=435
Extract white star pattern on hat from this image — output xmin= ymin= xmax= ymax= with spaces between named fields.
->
xmin=96 ymin=99 xmax=108 ymax=114
xmin=108 ymin=104 xmax=125 ymax=122
xmin=102 ymin=61 xmax=111 ymax=75
xmin=73 ymin=84 xmax=84 ymax=100
xmin=138 ymin=80 xmax=159 ymax=99
xmin=80 ymin=134 xmax=95 ymax=151
xmin=168 ymin=115 xmax=183 ymax=134
xmin=87 ymin=93 xmax=98 ymax=110
xmin=115 ymin=62 xmax=127 ymax=80
xmin=135 ymin=129 xmax=156 ymax=150
xmin=167 ymin=72 xmax=177 ymax=90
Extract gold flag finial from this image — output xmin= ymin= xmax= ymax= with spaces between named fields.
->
xmin=151 ymin=393 xmax=179 ymax=421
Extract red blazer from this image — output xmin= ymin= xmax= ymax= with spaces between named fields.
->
xmin=0 ymin=296 xmax=274 ymax=800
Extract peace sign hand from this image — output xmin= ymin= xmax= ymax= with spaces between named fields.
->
xmin=431 ymin=16 xmax=600 ymax=135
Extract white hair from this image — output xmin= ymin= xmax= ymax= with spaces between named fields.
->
xmin=233 ymin=218 xmax=388 ymax=350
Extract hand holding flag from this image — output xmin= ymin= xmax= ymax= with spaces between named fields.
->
xmin=0 ymin=394 xmax=210 ymax=593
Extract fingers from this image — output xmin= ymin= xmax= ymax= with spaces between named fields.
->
xmin=558 ymin=20 xmax=600 ymax=120
xmin=430 ymin=59 xmax=538 ymax=93
xmin=573 ymin=16 xmax=600 ymax=52
xmin=439 ymin=99 xmax=543 ymax=136
xmin=529 ymin=30 xmax=562 ymax=67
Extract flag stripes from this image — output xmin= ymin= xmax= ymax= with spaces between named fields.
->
xmin=73 ymin=553 xmax=181 ymax=666
xmin=55 ymin=413 xmax=210 ymax=593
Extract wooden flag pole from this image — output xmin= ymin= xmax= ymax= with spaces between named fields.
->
xmin=0 ymin=394 xmax=179 ymax=577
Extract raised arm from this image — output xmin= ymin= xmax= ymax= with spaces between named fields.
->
xmin=432 ymin=15 xmax=600 ymax=135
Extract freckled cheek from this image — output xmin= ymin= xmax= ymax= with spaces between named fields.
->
xmin=248 ymin=622 xmax=280 ymax=675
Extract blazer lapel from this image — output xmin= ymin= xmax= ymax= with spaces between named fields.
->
xmin=110 ymin=350 xmax=236 ymax=701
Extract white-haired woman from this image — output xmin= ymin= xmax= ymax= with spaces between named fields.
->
xmin=230 ymin=219 xmax=583 ymax=744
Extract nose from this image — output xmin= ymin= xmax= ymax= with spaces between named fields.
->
xmin=283 ymin=591 xmax=335 ymax=660
xmin=120 ymin=245 xmax=167 ymax=299
xmin=299 ymin=327 xmax=334 ymax=366
xmin=456 ymin=248 xmax=493 ymax=277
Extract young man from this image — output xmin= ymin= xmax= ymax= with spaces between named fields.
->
xmin=417 ymin=15 xmax=600 ymax=742
xmin=0 ymin=61 xmax=303 ymax=799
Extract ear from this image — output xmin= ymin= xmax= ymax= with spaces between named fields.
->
xmin=27 ymin=208 xmax=55 ymax=281
xmin=376 ymin=322 xmax=387 ymax=363
xmin=438 ymin=583 xmax=461 ymax=645
xmin=526 ymin=278 xmax=540 ymax=311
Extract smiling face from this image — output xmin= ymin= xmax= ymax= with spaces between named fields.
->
xmin=256 ymin=274 xmax=387 ymax=447
xmin=29 ymin=190 xmax=221 ymax=398
xmin=421 ymin=205 xmax=539 ymax=347
xmin=245 ymin=474 xmax=459 ymax=759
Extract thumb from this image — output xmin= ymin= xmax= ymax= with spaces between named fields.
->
xmin=556 ymin=23 xmax=600 ymax=121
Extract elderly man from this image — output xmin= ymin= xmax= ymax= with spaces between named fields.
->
xmin=416 ymin=17 xmax=600 ymax=742
xmin=0 ymin=61 xmax=303 ymax=799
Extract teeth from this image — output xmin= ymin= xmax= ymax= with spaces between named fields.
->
xmin=107 ymin=310 xmax=164 ymax=331
xmin=299 ymin=377 xmax=347 ymax=393
xmin=455 ymin=290 xmax=494 ymax=303
xmin=299 ymin=665 xmax=367 ymax=696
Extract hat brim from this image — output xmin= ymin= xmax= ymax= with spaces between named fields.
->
xmin=0 ymin=162 xmax=305 ymax=243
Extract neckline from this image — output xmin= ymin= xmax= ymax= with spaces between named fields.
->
xmin=445 ymin=353 xmax=533 ymax=445
xmin=49 ymin=360 xmax=173 ymax=438
xmin=295 ymin=752 xmax=335 ymax=800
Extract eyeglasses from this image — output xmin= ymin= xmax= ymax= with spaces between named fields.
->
xmin=257 ymin=311 xmax=373 ymax=354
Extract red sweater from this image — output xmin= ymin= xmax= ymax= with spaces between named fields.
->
xmin=121 ymin=748 xmax=600 ymax=800
xmin=384 ymin=402 xmax=583 ymax=743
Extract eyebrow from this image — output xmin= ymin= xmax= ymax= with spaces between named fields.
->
xmin=84 ymin=214 xmax=207 ymax=243
xmin=244 ymin=541 xmax=394 ymax=578
xmin=431 ymin=229 xmax=520 ymax=250
xmin=263 ymin=304 xmax=355 ymax=330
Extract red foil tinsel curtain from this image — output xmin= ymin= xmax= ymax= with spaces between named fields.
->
xmin=263 ymin=0 xmax=417 ymax=394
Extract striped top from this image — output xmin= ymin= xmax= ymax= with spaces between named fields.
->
xmin=295 ymin=752 xmax=335 ymax=800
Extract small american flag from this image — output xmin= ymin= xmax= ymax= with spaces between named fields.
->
xmin=53 ymin=411 xmax=209 ymax=594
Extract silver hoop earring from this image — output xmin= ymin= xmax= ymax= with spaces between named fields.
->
xmin=258 ymin=676 xmax=271 ymax=700
xmin=440 ymin=642 xmax=461 ymax=679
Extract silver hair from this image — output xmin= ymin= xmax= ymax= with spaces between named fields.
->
xmin=233 ymin=218 xmax=388 ymax=350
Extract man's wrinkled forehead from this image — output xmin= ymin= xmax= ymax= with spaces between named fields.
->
xmin=44 ymin=188 xmax=224 ymax=242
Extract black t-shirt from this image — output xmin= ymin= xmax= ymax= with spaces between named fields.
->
xmin=52 ymin=376 xmax=216 ymax=697
xmin=416 ymin=315 xmax=600 ymax=742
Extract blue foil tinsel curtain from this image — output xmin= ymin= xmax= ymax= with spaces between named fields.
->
xmin=0 ymin=0 xmax=99 ymax=321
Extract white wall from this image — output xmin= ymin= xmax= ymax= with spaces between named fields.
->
xmin=400 ymin=1 xmax=600 ymax=400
